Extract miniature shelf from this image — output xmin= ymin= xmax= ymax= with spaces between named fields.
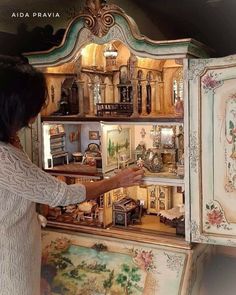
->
xmin=49 ymin=132 xmax=66 ymax=139
xmin=44 ymin=164 xmax=103 ymax=179
xmin=41 ymin=115 xmax=184 ymax=123
xmin=143 ymin=175 xmax=184 ymax=186
xmin=104 ymin=170 xmax=184 ymax=187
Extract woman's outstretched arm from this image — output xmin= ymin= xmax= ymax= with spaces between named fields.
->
xmin=0 ymin=144 xmax=144 ymax=206
xmin=84 ymin=166 xmax=144 ymax=200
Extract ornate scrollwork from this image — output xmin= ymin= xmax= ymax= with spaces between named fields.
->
xmin=189 ymin=131 xmax=199 ymax=173
xmin=188 ymin=59 xmax=209 ymax=81
xmin=190 ymin=220 xmax=210 ymax=243
xmin=80 ymin=0 xmax=124 ymax=37
xmin=164 ymin=252 xmax=185 ymax=276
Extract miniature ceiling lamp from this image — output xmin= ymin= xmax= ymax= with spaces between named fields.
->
xmin=104 ymin=43 xmax=118 ymax=70
xmin=103 ymin=42 xmax=118 ymax=58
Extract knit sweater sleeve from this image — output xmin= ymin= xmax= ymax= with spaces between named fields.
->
xmin=0 ymin=145 xmax=86 ymax=207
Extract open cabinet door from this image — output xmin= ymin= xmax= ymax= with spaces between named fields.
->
xmin=18 ymin=115 xmax=42 ymax=167
xmin=188 ymin=55 xmax=236 ymax=246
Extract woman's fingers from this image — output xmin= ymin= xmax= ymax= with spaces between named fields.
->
xmin=131 ymin=168 xmax=145 ymax=180
xmin=130 ymin=166 xmax=141 ymax=171
xmin=117 ymin=167 xmax=144 ymax=187
xmin=133 ymin=174 xmax=143 ymax=181
xmin=126 ymin=171 xmax=143 ymax=181
xmin=134 ymin=169 xmax=145 ymax=178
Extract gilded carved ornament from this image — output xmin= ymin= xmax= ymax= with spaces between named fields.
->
xmin=80 ymin=0 xmax=124 ymax=37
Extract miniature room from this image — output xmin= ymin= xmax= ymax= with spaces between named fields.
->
xmin=40 ymin=174 xmax=185 ymax=237
xmin=40 ymin=41 xmax=184 ymax=119
xmin=40 ymin=120 xmax=185 ymax=237
xmin=42 ymin=122 xmax=102 ymax=171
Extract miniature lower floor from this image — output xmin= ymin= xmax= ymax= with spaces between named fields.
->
xmin=40 ymin=163 xmax=185 ymax=238
xmin=45 ymin=208 xmax=184 ymax=237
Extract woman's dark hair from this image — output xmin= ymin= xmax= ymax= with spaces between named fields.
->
xmin=0 ymin=55 xmax=47 ymax=142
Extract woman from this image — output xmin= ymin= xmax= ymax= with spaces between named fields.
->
xmin=0 ymin=55 xmax=144 ymax=295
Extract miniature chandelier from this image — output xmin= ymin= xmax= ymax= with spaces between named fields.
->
xmin=103 ymin=43 xmax=118 ymax=58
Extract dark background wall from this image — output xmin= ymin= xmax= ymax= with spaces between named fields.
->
xmin=0 ymin=0 xmax=236 ymax=57
xmin=1 ymin=1 xmax=236 ymax=294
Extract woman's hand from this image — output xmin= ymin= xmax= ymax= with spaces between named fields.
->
xmin=114 ymin=166 xmax=144 ymax=188
xmin=84 ymin=166 xmax=144 ymax=200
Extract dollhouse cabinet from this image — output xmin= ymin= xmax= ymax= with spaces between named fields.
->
xmin=147 ymin=185 xmax=171 ymax=214
xmin=158 ymin=186 xmax=172 ymax=211
xmin=147 ymin=186 xmax=158 ymax=214
xmin=22 ymin=0 xmax=236 ymax=294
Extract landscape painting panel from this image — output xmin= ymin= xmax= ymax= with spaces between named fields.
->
xmin=106 ymin=128 xmax=131 ymax=166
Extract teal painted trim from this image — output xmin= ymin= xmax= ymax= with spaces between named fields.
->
xmin=26 ymin=12 xmax=209 ymax=66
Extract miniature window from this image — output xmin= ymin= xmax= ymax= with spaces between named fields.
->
xmin=173 ymin=68 xmax=183 ymax=104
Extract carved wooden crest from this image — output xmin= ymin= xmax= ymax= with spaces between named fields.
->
xmin=80 ymin=0 xmax=124 ymax=37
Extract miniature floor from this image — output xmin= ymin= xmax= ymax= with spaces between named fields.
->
xmin=47 ymin=163 xmax=183 ymax=179
xmin=144 ymin=169 xmax=183 ymax=179
xmin=45 ymin=163 xmax=101 ymax=175
xmin=129 ymin=214 xmax=176 ymax=234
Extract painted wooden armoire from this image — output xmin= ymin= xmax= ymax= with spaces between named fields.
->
xmin=21 ymin=0 xmax=236 ymax=294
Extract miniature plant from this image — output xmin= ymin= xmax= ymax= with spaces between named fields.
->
xmin=103 ymin=269 xmax=114 ymax=294
xmin=116 ymin=264 xmax=141 ymax=295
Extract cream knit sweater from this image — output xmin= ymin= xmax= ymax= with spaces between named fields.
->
xmin=0 ymin=142 xmax=86 ymax=295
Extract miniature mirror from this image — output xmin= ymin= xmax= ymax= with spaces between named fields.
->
xmin=160 ymin=126 xmax=176 ymax=148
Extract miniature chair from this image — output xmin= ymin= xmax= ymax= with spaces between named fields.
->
xmin=51 ymin=152 xmax=69 ymax=168
xmin=131 ymin=204 xmax=143 ymax=225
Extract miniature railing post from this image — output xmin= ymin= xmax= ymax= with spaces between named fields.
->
xmin=76 ymin=80 xmax=85 ymax=117
xmin=100 ymin=83 xmax=106 ymax=103
xmin=88 ymin=82 xmax=95 ymax=116
xmin=141 ymin=80 xmax=148 ymax=116
xmin=158 ymin=81 xmax=165 ymax=115
xmin=150 ymin=80 xmax=158 ymax=116
xmin=131 ymin=79 xmax=139 ymax=117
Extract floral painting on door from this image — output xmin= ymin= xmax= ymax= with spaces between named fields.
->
xmin=225 ymin=95 xmax=236 ymax=192
xmin=41 ymin=231 xmax=186 ymax=295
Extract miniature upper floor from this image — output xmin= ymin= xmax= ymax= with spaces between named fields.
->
xmin=24 ymin=0 xmax=210 ymax=122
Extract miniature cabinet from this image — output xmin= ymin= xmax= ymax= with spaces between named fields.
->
xmin=48 ymin=126 xmax=69 ymax=168
xmin=22 ymin=0 xmax=236 ymax=294
xmin=112 ymin=197 xmax=138 ymax=227
xmin=147 ymin=185 xmax=171 ymax=214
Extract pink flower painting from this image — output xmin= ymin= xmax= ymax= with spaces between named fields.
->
xmin=133 ymin=249 xmax=156 ymax=272
xmin=207 ymin=209 xmax=223 ymax=226
xmin=202 ymin=72 xmax=222 ymax=92
xmin=205 ymin=202 xmax=231 ymax=230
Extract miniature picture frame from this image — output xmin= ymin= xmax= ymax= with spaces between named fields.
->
xmin=101 ymin=124 xmax=134 ymax=173
xmin=57 ymin=124 xmax=65 ymax=134
xmin=89 ymin=130 xmax=100 ymax=140
xmin=159 ymin=125 xmax=176 ymax=149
